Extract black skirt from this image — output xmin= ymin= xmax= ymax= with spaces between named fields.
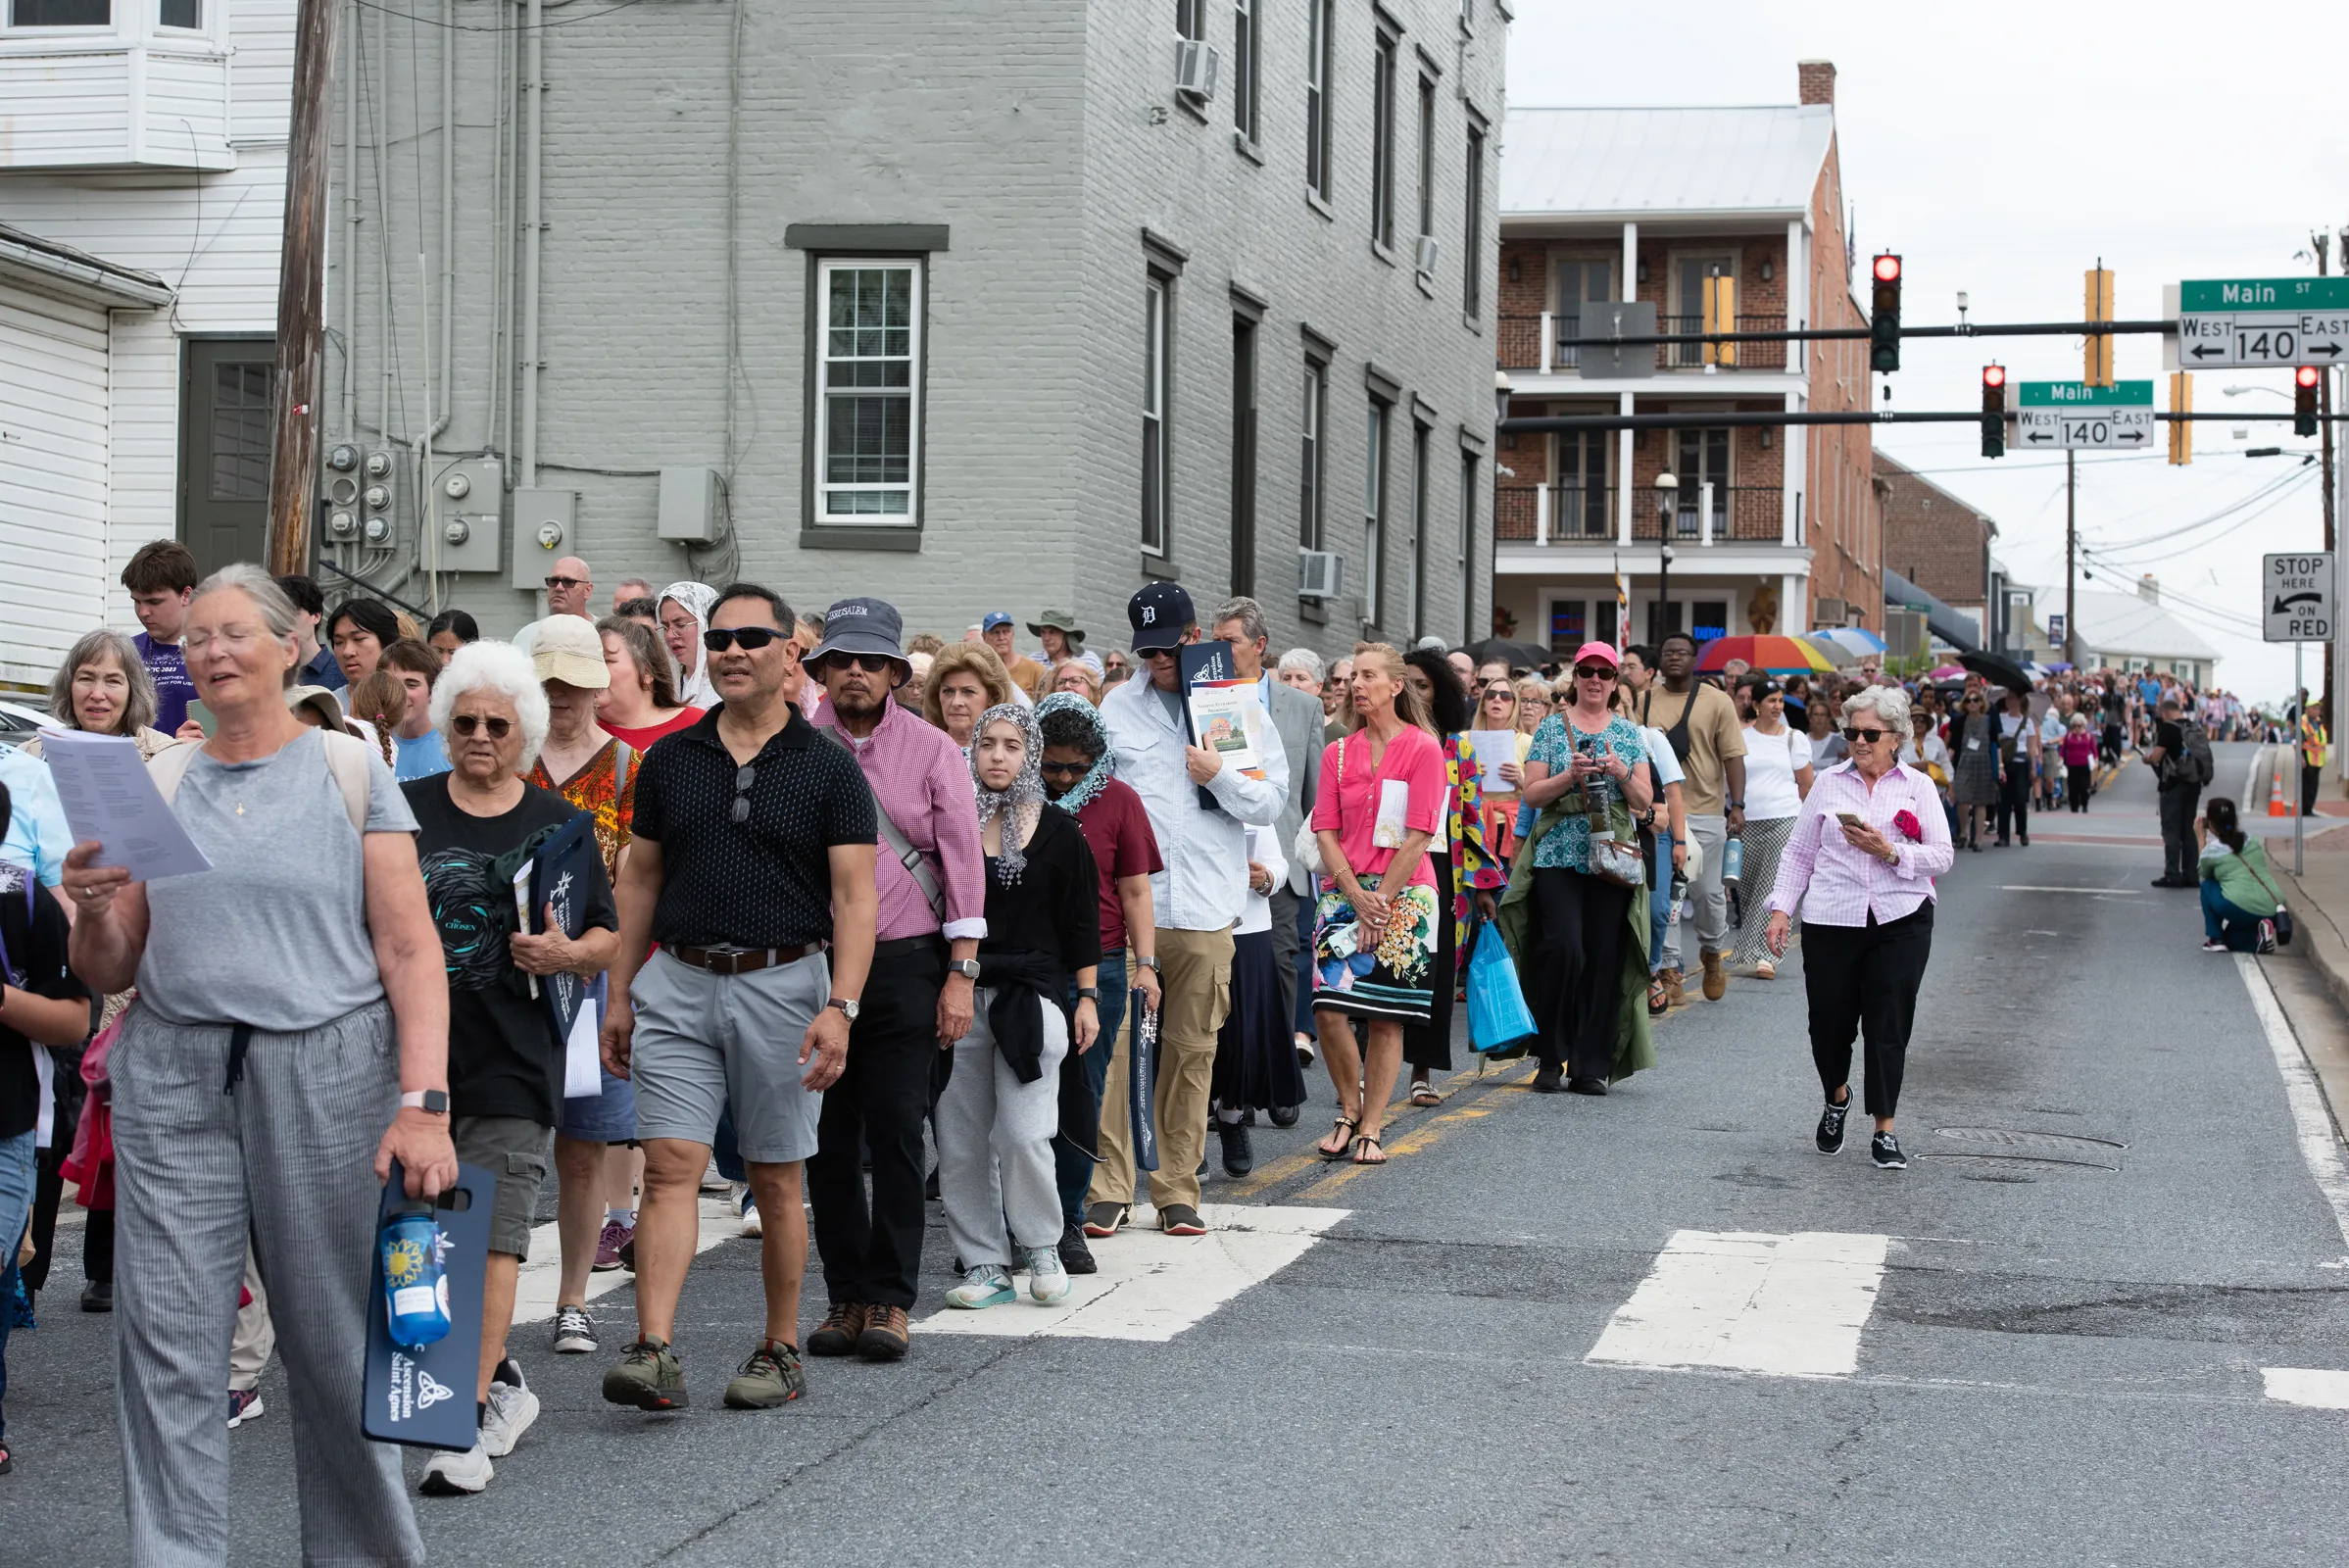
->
xmin=1213 ymin=928 xmax=1307 ymax=1110
xmin=1403 ymin=848 xmax=1458 ymax=1073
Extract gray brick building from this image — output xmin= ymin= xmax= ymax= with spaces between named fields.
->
xmin=322 ymin=0 xmax=1508 ymax=661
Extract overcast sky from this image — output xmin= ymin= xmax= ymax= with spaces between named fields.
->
xmin=1505 ymin=0 xmax=2349 ymax=702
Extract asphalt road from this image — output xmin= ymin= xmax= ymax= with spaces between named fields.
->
xmin=10 ymin=744 xmax=2349 ymax=1564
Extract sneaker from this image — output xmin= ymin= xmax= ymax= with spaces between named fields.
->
xmin=226 ymin=1388 xmax=265 ymax=1428
xmin=602 ymin=1338 xmax=689 ymax=1411
xmin=738 ymin=1186 xmax=762 ymax=1238
xmin=722 ymin=1339 xmax=806 ymax=1409
xmin=1531 ymin=1067 xmax=1565 ymax=1094
xmin=1057 ymin=1222 xmax=1097 ymax=1275
xmin=480 ymin=1373 xmax=539 ymax=1458
xmin=419 ymin=1440 xmax=494 ymax=1495
xmin=946 ymin=1263 xmax=1016 ymax=1310
xmin=593 ymin=1217 xmax=633 ymax=1272
xmin=1567 ymin=1077 xmax=1608 ymax=1097
xmin=552 ymin=1304 xmax=598 ymax=1354
xmin=1023 ymin=1244 xmax=1071 ymax=1305
xmin=1816 ymin=1097 xmax=1850 ymax=1155
xmin=807 ymin=1302 xmax=868 ymax=1358
xmin=2200 ymin=938 xmax=2230 ymax=953
xmin=2259 ymin=918 xmax=2279 ymax=955
xmin=1871 ymin=1132 xmax=1908 ymax=1170
xmin=1159 ymin=1203 xmax=1208 ymax=1236
xmin=80 ymin=1280 xmax=113 ymax=1313
xmin=856 ymin=1304 xmax=910 ymax=1361
xmin=700 ymin=1158 xmax=729 ymax=1194
xmin=1216 ymin=1118 xmax=1254 ymax=1177
xmin=1082 ymin=1201 xmax=1128 ymax=1239
xmin=1295 ymin=1033 xmax=1317 ymax=1067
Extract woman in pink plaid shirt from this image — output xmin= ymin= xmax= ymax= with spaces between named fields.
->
xmin=1763 ymin=684 xmax=1954 ymax=1171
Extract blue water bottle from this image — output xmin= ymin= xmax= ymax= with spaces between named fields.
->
xmin=1722 ymin=835 xmax=1744 ymax=884
xmin=380 ymin=1199 xmax=452 ymax=1348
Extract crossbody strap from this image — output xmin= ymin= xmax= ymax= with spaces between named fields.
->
xmin=823 ymin=729 xmax=946 ymax=921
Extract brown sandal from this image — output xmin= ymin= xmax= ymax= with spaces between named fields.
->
xmin=1409 ymin=1080 xmax=1442 ymax=1108
xmin=1317 ymin=1116 xmax=1356 ymax=1160
xmin=1350 ymin=1132 xmax=1389 ymax=1166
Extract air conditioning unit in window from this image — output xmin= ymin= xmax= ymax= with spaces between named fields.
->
xmin=1414 ymin=235 xmax=1440 ymax=274
xmin=1816 ymin=596 xmax=1847 ymax=625
xmin=1174 ymin=39 xmax=1219 ymax=100
xmin=1298 ymin=549 xmax=1344 ymax=601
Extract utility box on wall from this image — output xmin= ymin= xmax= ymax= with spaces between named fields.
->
xmin=658 ymin=467 xmax=723 ymax=543
xmin=431 ymin=457 xmax=505 ymax=573
xmin=512 ymin=489 xmax=577 ymax=590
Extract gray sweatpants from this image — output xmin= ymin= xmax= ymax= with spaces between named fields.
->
xmin=1684 ymin=813 xmax=1730 ymax=958
xmin=110 ymin=1000 xmax=421 ymax=1568
xmin=936 ymin=989 xmax=1069 ymax=1271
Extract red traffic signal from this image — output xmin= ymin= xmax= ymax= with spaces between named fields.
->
xmin=1980 ymin=365 xmax=2006 ymax=458
xmin=2296 ymin=365 xmax=2320 ymax=435
xmin=1982 ymin=364 xmax=2006 ymax=389
xmin=2297 ymin=366 xmax=2322 ymax=390
xmin=1872 ymin=253 xmax=1902 ymax=284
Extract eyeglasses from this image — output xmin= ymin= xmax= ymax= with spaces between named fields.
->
xmin=820 ymin=652 xmax=896 ymax=674
xmin=1039 ymin=760 xmax=1091 ymax=778
xmin=544 ymin=575 xmax=586 ymax=591
xmin=451 ymin=713 xmax=514 ymax=739
xmin=704 ymin=626 xmax=781 ymax=653
xmin=730 ymin=763 xmax=756 ymax=823
xmin=1842 ymin=726 xmax=1888 ymax=745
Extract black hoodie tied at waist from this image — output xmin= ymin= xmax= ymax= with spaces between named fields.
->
xmin=974 ymin=948 xmax=1099 ymax=1164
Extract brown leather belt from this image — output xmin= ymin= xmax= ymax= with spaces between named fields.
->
xmin=662 ymin=942 xmax=813 ymax=976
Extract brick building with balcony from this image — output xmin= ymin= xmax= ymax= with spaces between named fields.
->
xmin=1491 ymin=61 xmax=1879 ymax=661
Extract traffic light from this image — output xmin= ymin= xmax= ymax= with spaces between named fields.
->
xmin=1870 ymin=254 xmax=1902 ymax=373
xmin=1980 ymin=365 xmax=2006 ymax=458
xmin=2296 ymin=365 xmax=2321 ymax=437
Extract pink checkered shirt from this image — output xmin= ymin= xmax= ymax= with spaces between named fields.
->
xmin=1764 ymin=760 xmax=1954 ymax=927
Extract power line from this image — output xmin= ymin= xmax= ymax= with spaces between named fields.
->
xmin=349 ymin=0 xmax=647 ymax=32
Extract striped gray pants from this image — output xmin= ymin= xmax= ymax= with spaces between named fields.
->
xmin=110 ymin=999 xmax=422 ymax=1567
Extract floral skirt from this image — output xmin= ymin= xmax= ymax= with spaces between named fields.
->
xmin=1312 ymin=872 xmax=1443 ymax=1024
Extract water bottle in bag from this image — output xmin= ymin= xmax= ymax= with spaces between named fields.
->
xmin=380 ymin=1199 xmax=452 ymax=1348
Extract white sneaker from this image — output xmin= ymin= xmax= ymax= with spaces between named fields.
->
xmin=1022 ymin=1244 xmax=1070 ymax=1305
xmin=420 ymin=1440 xmax=494 ymax=1495
xmin=733 ymin=1182 xmax=762 ymax=1237
xmin=479 ymin=1374 xmax=539 ymax=1458
xmin=552 ymin=1304 xmax=597 ymax=1354
xmin=700 ymin=1158 xmax=729 ymax=1194
xmin=945 ymin=1263 xmax=1015 ymax=1309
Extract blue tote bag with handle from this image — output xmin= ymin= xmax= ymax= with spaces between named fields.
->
xmin=1467 ymin=920 xmax=1538 ymax=1054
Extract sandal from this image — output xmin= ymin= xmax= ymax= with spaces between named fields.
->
xmin=1317 ymin=1116 xmax=1357 ymax=1161
xmin=1647 ymin=976 xmax=1669 ymax=1016
xmin=1350 ymin=1132 xmax=1389 ymax=1166
xmin=1409 ymin=1080 xmax=1442 ymax=1108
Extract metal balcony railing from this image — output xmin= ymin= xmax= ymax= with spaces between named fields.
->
xmin=1495 ymin=483 xmax=1786 ymax=545
xmin=1495 ymin=313 xmax=1792 ymax=374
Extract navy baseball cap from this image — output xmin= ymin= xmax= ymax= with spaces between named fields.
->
xmin=982 ymin=611 xmax=1014 ymax=632
xmin=801 ymin=596 xmax=908 ymax=672
xmin=1127 ymin=582 xmax=1195 ymax=654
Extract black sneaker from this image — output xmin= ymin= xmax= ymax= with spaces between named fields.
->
xmin=1816 ymin=1097 xmax=1849 ymax=1155
xmin=1058 ymin=1222 xmax=1098 ymax=1275
xmin=1566 ymin=1077 xmax=1608 ymax=1097
xmin=1266 ymin=1103 xmax=1299 ymax=1128
xmin=1082 ymin=1201 xmax=1128 ymax=1239
xmin=80 ymin=1280 xmax=113 ymax=1313
xmin=1159 ymin=1203 xmax=1208 ymax=1236
xmin=1531 ymin=1067 xmax=1566 ymax=1094
xmin=1216 ymin=1118 xmax=1254 ymax=1177
xmin=1871 ymin=1132 xmax=1908 ymax=1170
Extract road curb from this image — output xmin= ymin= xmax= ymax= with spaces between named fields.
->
xmin=2262 ymin=864 xmax=2349 ymax=1141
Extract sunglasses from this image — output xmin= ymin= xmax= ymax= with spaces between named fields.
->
xmin=1039 ymin=760 xmax=1091 ymax=778
xmin=819 ymin=652 xmax=896 ymax=674
xmin=1573 ymin=665 xmax=1616 ymax=681
xmin=704 ymin=626 xmax=782 ymax=653
xmin=730 ymin=763 xmax=756 ymax=823
xmin=451 ymin=713 xmax=513 ymax=739
xmin=543 ymin=575 xmax=586 ymax=591
xmin=1842 ymin=726 xmax=1888 ymax=745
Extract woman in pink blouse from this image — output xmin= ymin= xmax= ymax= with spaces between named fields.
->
xmin=1764 ymin=684 xmax=1955 ymax=1170
xmin=1308 ymin=643 xmax=1446 ymax=1166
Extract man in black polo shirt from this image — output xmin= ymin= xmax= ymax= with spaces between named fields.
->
xmin=599 ymin=582 xmax=879 ymax=1412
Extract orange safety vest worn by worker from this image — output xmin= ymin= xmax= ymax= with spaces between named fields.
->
xmin=2302 ymin=717 xmax=2329 ymax=770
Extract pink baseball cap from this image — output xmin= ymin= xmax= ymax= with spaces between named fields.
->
xmin=1570 ymin=641 xmax=1620 ymax=670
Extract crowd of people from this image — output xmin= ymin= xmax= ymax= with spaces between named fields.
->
xmin=0 ymin=535 xmax=2288 ymax=1555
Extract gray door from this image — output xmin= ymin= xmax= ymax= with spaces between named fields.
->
xmin=179 ymin=337 xmax=276 ymax=576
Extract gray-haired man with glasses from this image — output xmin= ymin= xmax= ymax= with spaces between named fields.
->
xmin=598 ymin=582 xmax=880 ymax=1414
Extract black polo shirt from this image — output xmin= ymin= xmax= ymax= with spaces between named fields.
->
xmin=630 ymin=705 xmax=877 ymax=949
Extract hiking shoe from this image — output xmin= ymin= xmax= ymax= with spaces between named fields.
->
xmin=480 ymin=1373 xmax=539 ymax=1458
xmin=723 ymin=1340 xmax=806 ymax=1409
xmin=419 ymin=1440 xmax=493 ymax=1495
xmin=1023 ymin=1244 xmax=1072 ymax=1304
xmin=593 ymin=1218 xmax=632 ymax=1272
xmin=1700 ymin=950 xmax=1727 ymax=1001
xmin=1871 ymin=1132 xmax=1908 ymax=1170
xmin=1159 ymin=1204 xmax=1208 ymax=1236
xmin=602 ymin=1338 xmax=688 ymax=1411
xmin=946 ymin=1264 xmax=1016 ymax=1309
xmin=1082 ymin=1201 xmax=1128 ymax=1239
xmin=1216 ymin=1118 xmax=1254 ymax=1177
xmin=1661 ymin=966 xmax=1686 ymax=1008
xmin=1058 ymin=1223 xmax=1098 ymax=1276
xmin=857 ymin=1304 xmax=910 ymax=1360
xmin=226 ymin=1389 xmax=265 ymax=1428
xmin=552 ymin=1304 xmax=598 ymax=1354
xmin=1816 ymin=1097 xmax=1850 ymax=1155
xmin=807 ymin=1302 xmax=867 ymax=1358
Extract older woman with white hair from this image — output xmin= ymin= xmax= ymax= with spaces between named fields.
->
xmin=400 ymin=639 xmax=618 ymax=1494
xmin=63 ymin=564 xmax=452 ymax=1562
xmin=1763 ymin=683 xmax=1954 ymax=1172
xmin=1276 ymin=647 xmax=1326 ymax=696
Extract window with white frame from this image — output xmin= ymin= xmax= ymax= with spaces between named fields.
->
xmin=1407 ymin=420 xmax=1430 ymax=640
xmin=1370 ymin=26 xmax=1398 ymax=250
xmin=161 ymin=0 xmax=199 ymax=26
xmin=1415 ymin=74 xmax=1437 ymax=260
xmin=1364 ymin=397 xmax=1389 ymax=622
xmin=1304 ymin=0 xmax=1333 ymax=201
xmin=1175 ymin=0 xmax=1202 ymax=39
xmin=7 ymin=0 xmax=112 ymax=23
xmin=1299 ymin=356 xmax=1327 ymax=552
xmin=1462 ymin=119 xmax=1486 ymax=318
xmin=1233 ymin=0 xmax=1259 ymax=142
xmin=1457 ymin=449 xmax=1479 ymax=645
xmin=815 ymin=259 xmax=922 ymax=523
xmin=1143 ymin=274 xmax=1171 ymax=554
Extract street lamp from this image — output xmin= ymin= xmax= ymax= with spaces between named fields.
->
xmin=1655 ymin=470 xmax=1679 ymax=640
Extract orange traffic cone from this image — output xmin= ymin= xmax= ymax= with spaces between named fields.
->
xmin=2269 ymin=759 xmax=2292 ymax=817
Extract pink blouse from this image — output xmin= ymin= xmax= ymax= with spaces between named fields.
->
xmin=1312 ymin=726 xmax=1445 ymax=891
xmin=1765 ymin=760 xmax=1955 ymax=927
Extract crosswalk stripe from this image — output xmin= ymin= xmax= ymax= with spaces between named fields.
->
xmin=1586 ymin=1229 xmax=1889 ymax=1379
xmin=2260 ymin=1367 xmax=2349 ymax=1410
xmin=510 ymin=1195 xmax=746 ymax=1328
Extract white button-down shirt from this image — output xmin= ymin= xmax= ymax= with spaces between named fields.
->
xmin=1101 ymin=672 xmax=1289 ymax=933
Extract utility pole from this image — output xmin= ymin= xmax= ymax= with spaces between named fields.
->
xmin=2065 ymin=449 xmax=2078 ymax=669
xmin=264 ymin=0 xmax=340 ymax=576
xmin=2320 ymin=232 xmax=2337 ymax=760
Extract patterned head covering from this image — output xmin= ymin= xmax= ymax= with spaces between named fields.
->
xmin=658 ymin=580 xmax=720 ymax=707
xmin=970 ymin=701 xmax=1046 ymax=886
xmin=1034 ymin=691 xmax=1114 ymax=812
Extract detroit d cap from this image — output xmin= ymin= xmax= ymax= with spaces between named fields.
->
xmin=1126 ymin=582 xmax=1194 ymax=654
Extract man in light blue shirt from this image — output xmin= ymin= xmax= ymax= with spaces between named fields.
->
xmin=0 ymin=745 xmax=72 ymax=887
xmin=1084 ymin=584 xmax=1286 ymax=1240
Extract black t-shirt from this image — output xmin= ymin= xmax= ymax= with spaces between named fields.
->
xmin=629 ymin=706 xmax=876 ymax=949
xmin=978 ymin=804 xmax=1104 ymax=979
xmin=0 ymin=863 xmax=91 ymax=1141
xmin=403 ymin=776 xmax=618 ymax=1126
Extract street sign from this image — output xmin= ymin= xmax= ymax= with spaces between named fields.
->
xmin=2263 ymin=552 xmax=2335 ymax=643
xmin=2016 ymin=380 xmax=2156 ymax=451
xmin=1572 ymin=300 xmax=1660 ymax=379
xmin=2046 ymin=612 xmax=2066 ymax=645
xmin=2177 ymin=277 xmax=2349 ymax=368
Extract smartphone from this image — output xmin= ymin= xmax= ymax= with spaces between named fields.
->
xmin=1835 ymin=810 xmax=1864 ymax=827
xmin=188 ymin=699 xmax=219 ymax=738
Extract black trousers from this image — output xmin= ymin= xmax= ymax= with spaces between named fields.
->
xmin=2159 ymin=783 xmax=2201 ymax=882
xmin=1802 ymin=903 xmax=1933 ymax=1119
xmin=2067 ymin=763 xmax=2091 ymax=811
xmin=1267 ymin=884 xmax=1303 ymax=1046
xmin=1403 ymin=850 xmax=1457 ymax=1074
xmin=807 ymin=936 xmax=948 ymax=1310
xmin=1527 ymin=868 xmax=1632 ymax=1081
xmin=1994 ymin=763 xmax=2031 ymax=843
xmin=2305 ymin=764 xmax=2324 ymax=816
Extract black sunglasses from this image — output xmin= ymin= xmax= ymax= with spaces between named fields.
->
xmin=543 ymin=575 xmax=585 ymax=591
xmin=1842 ymin=726 xmax=1888 ymax=745
xmin=819 ymin=651 xmax=896 ymax=674
xmin=730 ymin=763 xmax=756 ymax=823
xmin=1573 ymin=664 xmax=1616 ymax=680
xmin=704 ymin=626 xmax=781 ymax=653
xmin=451 ymin=713 xmax=513 ymax=739
xmin=1039 ymin=760 xmax=1092 ymax=777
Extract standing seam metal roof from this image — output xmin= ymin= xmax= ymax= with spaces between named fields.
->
xmin=1499 ymin=105 xmax=1835 ymax=219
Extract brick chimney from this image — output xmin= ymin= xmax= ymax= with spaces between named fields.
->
xmin=1797 ymin=60 xmax=1836 ymax=106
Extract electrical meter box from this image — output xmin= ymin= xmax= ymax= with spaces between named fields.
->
xmin=512 ymin=489 xmax=578 ymax=590
xmin=430 ymin=457 xmax=506 ymax=573
xmin=657 ymin=466 xmax=723 ymax=543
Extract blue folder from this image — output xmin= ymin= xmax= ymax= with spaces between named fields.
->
xmin=362 ymin=1159 xmax=492 ymax=1451
xmin=527 ymin=809 xmax=599 ymax=1051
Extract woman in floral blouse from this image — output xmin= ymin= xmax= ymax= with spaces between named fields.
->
xmin=1397 ymin=650 xmax=1502 ymax=1106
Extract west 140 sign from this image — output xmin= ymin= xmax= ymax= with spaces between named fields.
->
xmin=2015 ymin=381 xmax=2155 ymax=450
xmin=2177 ymin=277 xmax=2349 ymax=368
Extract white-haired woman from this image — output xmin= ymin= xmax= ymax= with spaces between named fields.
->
xmin=1763 ymin=685 xmax=1954 ymax=1172
xmin=401 ymin=640 xmax=618 ymax=1494
xmin=62 ymin=564 xmax=452 ymax=1561
xmin=1276 ymin=647 xmax=1326 ymax=697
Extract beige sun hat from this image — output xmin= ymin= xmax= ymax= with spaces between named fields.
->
xmin=528 ymin=613 xmax=611 ymax=689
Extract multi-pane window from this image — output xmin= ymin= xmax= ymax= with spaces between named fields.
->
xmin=8 ymin=0 xmax=111 ymax=22
xmin=1407 ymin=421 xmax=1430 ymax=640
xmin=1370 ymin=28 xmax=1398 ymax=249
xmin=1462 ymin=122 xmax=1486 ymax=318
xmin=1415 ymin=74 xmax=1438 ymax=260
xmin=1143 ymin=275 xmax=1171 ymax=554
xmin=1299 ymin=357 xmax=1327 ymax=551
xmin=1233 ymin=0 xmax=1259 ymax=143
xmin=161 ymin=0 xmax=200 ymax=26
xmin=1364 ymin=398 xmax=1389 ymax=622
xmin=209 ymin=361 xmax=270 ymax=502
xmin=1305 ymin=0 xmax=1334 ymax=201
xmin=815 ymin=260 xmax=921 ymax=523
xmin=1175 ymin=0 xmax=1203 ymax=38
xmin=1458 ymin=451 xmax=1479 ymax=646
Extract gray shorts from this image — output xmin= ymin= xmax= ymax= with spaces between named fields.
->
xmin=629 ymin=947 xmax=828 ymax=1165
xmin=451 ymin=1115 xmax=555 ymax=1259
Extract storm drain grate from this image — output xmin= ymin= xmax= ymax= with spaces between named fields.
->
xmin=1926 ymin=1127 xmax=2126 ymax=1170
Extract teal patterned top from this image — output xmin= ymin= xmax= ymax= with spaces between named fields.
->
xmin=1525 ymin=713 xmax=1646 ymax=872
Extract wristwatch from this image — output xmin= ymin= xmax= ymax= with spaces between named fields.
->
xmin=827 ymin=998 xmax=861 ymax=1021
xmin=1135 ymin=956 xmax=1161 ymax=973
xmin=399 ymin=1089 xmax=449 ymax=1116
xmin=948 ymin=958 xmax=981 ymax=981
xmin=1077 ymin=986 xmax=1101 ymax=1001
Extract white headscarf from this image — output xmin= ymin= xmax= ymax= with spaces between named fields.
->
xmin=659 ymin=581 xmax=720 ymax=709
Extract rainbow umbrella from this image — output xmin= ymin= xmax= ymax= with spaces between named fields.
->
xmin=1693 ymin=634 xmax=1836 ymax=675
